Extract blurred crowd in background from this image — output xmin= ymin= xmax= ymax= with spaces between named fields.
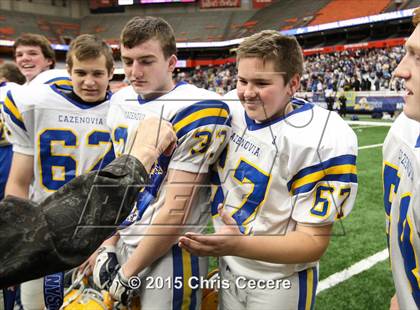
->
xmin=172 ymin=46 xmax=406 ymax=95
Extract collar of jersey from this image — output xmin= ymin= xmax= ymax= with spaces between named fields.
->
xmin=50 ymin=84 xmax=111 ymax=109
xmin=244 ymin=98 xmax=313 ymax=130
xmin=416 ymin=134 xmax=420 ymax=148
xmin=0 ymin=81 xmax=6 ymax=88
xmin=136 ymin=81 xmax=188 ymax=105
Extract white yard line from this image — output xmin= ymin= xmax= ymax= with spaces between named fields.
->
xmin=352 ymin=125 xmax=388 ymax=130
xmin=346 ymin=120 xmax=393 ymax=127
xmin=359 ymin=143 xmax=383 ymax=150
xmin=317 ymin=249 xmax=389 ymax=294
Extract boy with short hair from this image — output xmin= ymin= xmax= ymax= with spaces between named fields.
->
xmin=3 ymin=34 xmax=115 ymax=309
xmin=179 ymin=30 xmax=358 ymax=309
xmin=13 ymin=33 xmax=55 ymax=83
xmin=13 ymin=33 xmax=70 ymax=87
xmin=92 ymin=16 xmax=230 ymax=308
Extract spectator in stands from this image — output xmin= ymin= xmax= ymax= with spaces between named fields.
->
xmin=175 ymin=63 xmax=237 ymax=95
xmin=338 ymin=92 xmax=347 ymax=117
xmin=13 ymin=33 xmax=55 ymax=83
xmin=325 ymin=86 xmax=334 ymax=111
xmin=352 ymin=76 xmax=361 ymax=91
xmin=303 ymin=47 xmax=405 ymax=93
xmin=173 ymin=46 xmax=407 ymax=95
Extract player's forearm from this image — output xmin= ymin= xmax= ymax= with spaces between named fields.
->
xmin=234 ymin=229 xmax=331 ymax=264
xmin=5 ymin=179 xmax=30 ymax=199
xmin=122 ymin=208 xmax=185 ymax=277
xmin=5 ymin=153 xmax=34 ymax=199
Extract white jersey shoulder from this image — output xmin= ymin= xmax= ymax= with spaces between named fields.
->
xmin=27 ymin=69 xmax=71 ymax=88
xmin=0 ymin=82 xmax=22 ymax=146
xmin=217 ymin=93 xmax=358 ymax=279
xmin=111 ymin=82 xmax=231 ymax=246
xmin=383 ymin=113 xmax=420 ymax=309
xmin=108 ymin=82 xmax=229 ymax=173
xmin=3 ymin=84 xmax=113 ymax=202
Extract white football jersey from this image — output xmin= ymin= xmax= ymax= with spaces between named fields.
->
xmin=2 ymin=84 xmax=113 ymax=202
xmin=27 ymin=69 xmax=71 ymax=88
xmin=0 ymin=82 xmax=22 ymax=146
xmin=383 ymin=113 xmax=420 ymax=309
xmin=215 ymin=93 xmax=358 ymax=280
xmin=107 ymin=82 xmax=231 ymax=246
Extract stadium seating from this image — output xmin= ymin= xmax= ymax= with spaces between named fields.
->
xmin=310 ymin=0 xmax=392 ymax=25
xmin=385 ymin=0 xmax=420 ymax=12
xmin=0 ymin=9 xmax=79 ymax=43
xmin=228 ymin=0 xmax=331 ymax=38
xmin=0 ymin=0 xmax=415 ymax=44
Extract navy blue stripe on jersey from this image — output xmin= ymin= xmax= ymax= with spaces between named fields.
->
xmin=139 ymin=154 xmax=170 ymax=197
xmin=119 ymin=154 xmax=171 ymax=228
xmin=46 ymin=77 xmax=73 ymax=91
xmin=0 ymin=145 xmax=12 ymax=199
xmin=244 ymin=101 xmax=313 ymax=131
xmin=172 ymin=100 xmax=230 ymax=124
xmin=292 ymin=172 xmax=357 ymax=195
xmin=175 ymin=115 xmax=231 ymax=140
xmin=189 ymin=255 xmax=199 ymax=310
xmin=54 ymin=84 xmax=73 ymax=91
xmin=210 ymin=172 xmax=225 ymax=217
xmin=45 ymin=76 xmax=71 ymax=83
xmin=171 ymin=100 xmax=230 ymax=139
xmin=311 ymin=267 xmax=318 ymax=310
xmin=298 ymin=269 xmax=307 ymax=310
xmin=287 ymin=154 xmax=357 ymax=195
xmin=416 ymin=135 xmax=420 ymax=148
xmin=298 ymin=267 xmax=317 ymax=310
xmin=172 ymin=246 xmax=184 ymax=310
xmin=3 ymin=91 xmax=26 ymax=131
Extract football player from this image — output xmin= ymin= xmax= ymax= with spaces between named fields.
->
xmin=383 ymin=7 xmax=420 ymax=310
xmin=2 ymin=34 xmax=114 ymax=310
xmin=13 ymin=33 xmax=71 ymax=87
xmin=0 ymin=62 xmax=26 ymax=310
xmin=92 ymin=16 xmax=230 ymax=308
xmin=0 ymin=63 xmax=25 ymax=199
xmin=179 ymin=30 xmax=358 ymax=309
xmin=13 ymin=33 xmax=55 ymax=83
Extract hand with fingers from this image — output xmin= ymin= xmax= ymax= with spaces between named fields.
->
xmin=178 ymin=204 xmax=242 ymax=257
xmin=78 ymin=250 xmax=99 ymax=277
xmin=129 ymin=116 xmax=177 ymax=172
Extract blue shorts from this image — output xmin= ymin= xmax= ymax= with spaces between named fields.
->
xmin=0 ymin=145 xmax=13 ymax=199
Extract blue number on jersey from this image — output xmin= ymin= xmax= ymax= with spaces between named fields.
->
xmin=39 ymin=129 xmax=114 ymax=191
xmin=383 ymin=163 xmax=420 ymax=307
xmin=191 ymin=130 xmax=212 ymax=154
xmin=231 ymin=159 xmax=270 ymax=234
xmin=87 ymin=131 xmax=115 ymax=170
xmin=311 ymin=185 xmax=335 ymax=217
xmin=383 ymin=163 xmax=400 ymax=218
xmin=113 ymin=126 xmax=128 ymax=156
xmin=39 ymin=129 xmax=77 ymax=191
